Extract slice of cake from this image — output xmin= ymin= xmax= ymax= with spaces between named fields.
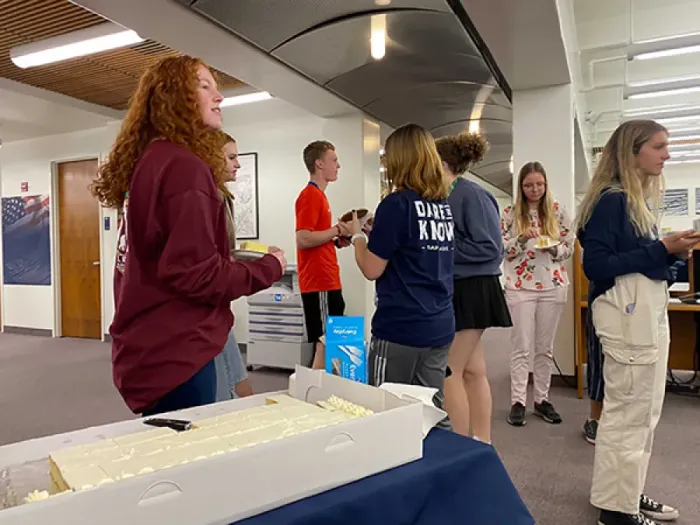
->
xmin=240 ymin=241 xmax=268 ymax=253
xmin=536 ymin=236 xmax=551 ymax=248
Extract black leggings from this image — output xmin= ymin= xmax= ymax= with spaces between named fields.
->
xmin=142 ymin=359 xmax=217 ymax=417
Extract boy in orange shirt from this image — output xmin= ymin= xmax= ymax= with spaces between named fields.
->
xmin=295 ymin=141 xmax=349 ymax=369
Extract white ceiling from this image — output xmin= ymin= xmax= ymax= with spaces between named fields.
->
xmin=460 ymin=0 xmax=571 ymax=91
xmin=575 ymin=0 xmax=700 ymax=148
xmin=0 ymin=77 xmax=122 ymax=143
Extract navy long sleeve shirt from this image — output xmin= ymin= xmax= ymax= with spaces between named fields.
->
xmin=577 ymin=189 xmax=677 ymax=306
xmin=447 ymin=178 xmax=504 ymax=278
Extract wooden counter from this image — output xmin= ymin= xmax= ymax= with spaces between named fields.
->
xmin=573 ymin=243 xmax=699 ymax=398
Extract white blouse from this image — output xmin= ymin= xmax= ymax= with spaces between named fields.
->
xmin=500 ymin=202 xmax=575 ymax=291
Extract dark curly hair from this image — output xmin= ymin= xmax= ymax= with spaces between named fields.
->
xmin=91 ymin=55 xmax=227 ymax=209
xmin=434 ymin=132 xmax=489 ymax=174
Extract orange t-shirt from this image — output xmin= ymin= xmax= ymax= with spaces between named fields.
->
xmin=295 ymin=182 xmax=341 ymax=293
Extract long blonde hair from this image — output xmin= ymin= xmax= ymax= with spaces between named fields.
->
xmin=513 ymin=162 xmax=559 ymax=238
xmin=384 ymin=124 xmax=447 ymax=200
xmin=577 ymin=120 xmax=666 ymax=237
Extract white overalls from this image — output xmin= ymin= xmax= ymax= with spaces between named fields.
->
xmin=590 ymin=273 xmax=669 ymax=514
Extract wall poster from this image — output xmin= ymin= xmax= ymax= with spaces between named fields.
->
xmin=663 ymin=188 xmax=689 ymax=217
xmin=2 ymin=194 xmax=51 ymax=285
xmin=232 ymin=152 xmax=259 ymax=240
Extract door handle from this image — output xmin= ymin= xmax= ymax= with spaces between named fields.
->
xmin=92 ymin=261 xmax=100 ymax=266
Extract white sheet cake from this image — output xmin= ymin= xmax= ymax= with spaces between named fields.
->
xmin=45 ymin=394 xmax=372 ymax=496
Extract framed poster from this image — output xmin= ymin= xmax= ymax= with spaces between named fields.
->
xmin=663 ymin=188 xmax=688 ymax=217
xmin=233 ymin=152 xmax=259 ymax=240
xmin=695 ymin=188 xmax=700 ymax=215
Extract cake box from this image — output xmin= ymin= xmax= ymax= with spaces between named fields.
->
xmin=325 ymin=316 xmax=367 ymax=384
xmin=0 ymin=367 xmax=427 ymax=525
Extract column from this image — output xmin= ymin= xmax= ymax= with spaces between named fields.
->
xmin=512 ymin=84 xmax=577 ymax=376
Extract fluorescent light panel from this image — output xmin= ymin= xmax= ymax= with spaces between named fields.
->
xmin=635 ymin=31 xmax=700 ymax=45
xmin=666 ymin=159 xmax=700 ymax=165
xmin=633 ymin=43 xmax=700 ymax=61
xmin=669 ymin=134 xmax=700 ymax=141
xmin=623 ymin=104 xmax=700 ymax=116
xmin=10 ymin=22 xmax=144 ymax=69
xmin=220 ymin=91 xmax=272 ymax=107
xmin=628 ymin=74 xmax=700 ymax=88
xmin=629 ymin=86 xmax=700 ymax=99
xmin=657 ymin=114 xmax=700 ymax=124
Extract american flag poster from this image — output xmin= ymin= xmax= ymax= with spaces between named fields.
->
xmin=2 ymin=195 xmax=51 ymax=285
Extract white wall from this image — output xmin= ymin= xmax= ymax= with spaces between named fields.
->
xmin=0 ymin=125 xmax=120 ymax=335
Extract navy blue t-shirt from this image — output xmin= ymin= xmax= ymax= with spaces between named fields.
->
xmin=368 ymin=189 xmax=455 ymax=348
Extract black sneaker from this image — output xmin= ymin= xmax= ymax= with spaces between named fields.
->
xmin=533 ymin=400 xmax=562 ymax=424
xmin=640 ymin=494 xmax=679 ymax=521
xmin=598 ymin=509 xmax=658 ymax=525
xmin=507 ymin=402 xmax=526 ymax=426
xmin=583 ymin=418 xmax=598 ymax=444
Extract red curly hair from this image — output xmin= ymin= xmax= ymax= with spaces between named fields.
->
xmin=91 ymin=55 xmax=227 ymax=209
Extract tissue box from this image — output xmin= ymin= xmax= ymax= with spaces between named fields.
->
xmin=325 ymin=316 xmax=367 ymax=383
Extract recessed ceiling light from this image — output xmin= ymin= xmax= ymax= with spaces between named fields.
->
xmin=370 ymin=14 xmax=386 ymax=60
xmin=375 ymin=0 xmax=392 ymax=5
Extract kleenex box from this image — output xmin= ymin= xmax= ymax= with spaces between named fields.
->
xmin=325 ymin=316 xmax=367 ymax=383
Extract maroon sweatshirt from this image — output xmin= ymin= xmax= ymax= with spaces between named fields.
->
xmin=110 ymin=140 xmax=282 ymax=413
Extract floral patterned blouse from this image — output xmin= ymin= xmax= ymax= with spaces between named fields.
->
xmin=500 ymin=202 xmax=574 ymax=291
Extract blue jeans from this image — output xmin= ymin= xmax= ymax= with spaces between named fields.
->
xmin=142 ymin=359 xmax=216 ymax=416
xmin=214 ymin=329 xmax=248 ymax=401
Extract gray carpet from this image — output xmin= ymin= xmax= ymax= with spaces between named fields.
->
xmin=0 ymin=330 xmax=698 ymax=524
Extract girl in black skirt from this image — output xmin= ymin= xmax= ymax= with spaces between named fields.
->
xmin=435 ymin=133 xmax=512 ymax=442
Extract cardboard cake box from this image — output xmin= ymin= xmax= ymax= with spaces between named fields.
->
xmin=0 ymin=367 xmax=428 ymax=525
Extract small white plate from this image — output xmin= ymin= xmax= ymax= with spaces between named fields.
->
xmin=233 ymin=249 xmax=266 ymax=261
xmin=534 ymin=239 xmax=560 ymax=250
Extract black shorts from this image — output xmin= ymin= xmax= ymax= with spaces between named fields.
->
xmin=301 ymin=289 xmax=346 ymax=343
xmin=453 ymin=275 xmax=513 ymax=331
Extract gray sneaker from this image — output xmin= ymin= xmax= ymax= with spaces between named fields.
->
xmin=507 ymin=402 xmax=526 ymax=426
xmin=583 ymin=418 xmax=598 ymax=444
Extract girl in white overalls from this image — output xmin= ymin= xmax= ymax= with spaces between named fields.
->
xmin=576 ymin=120 xmax=696 ymax=525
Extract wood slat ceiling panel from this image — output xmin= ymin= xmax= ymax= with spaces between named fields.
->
xmin=0 ymin=0 xmax=244 ymax=110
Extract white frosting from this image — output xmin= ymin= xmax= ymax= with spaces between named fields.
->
xmin=23 ymin=490 xmax=50 ymax=503
xmin=50 ymin=396 xmax=369 ymax=492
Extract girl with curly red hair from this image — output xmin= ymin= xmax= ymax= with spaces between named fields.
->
xmin=93 ymin=55 xmax=285 ymax=415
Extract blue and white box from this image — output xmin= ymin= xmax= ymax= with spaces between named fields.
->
xmin=325 ymin=316 xmax=367 ymax=384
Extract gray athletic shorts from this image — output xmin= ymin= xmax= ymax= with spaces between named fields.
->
xmin=368 ymin=337 xmax=451 ymax=430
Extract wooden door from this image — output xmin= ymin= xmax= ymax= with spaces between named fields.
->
xmin=58 ymin=160 xmax=101 ymax=339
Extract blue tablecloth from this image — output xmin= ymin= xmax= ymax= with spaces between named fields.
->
xmin=235 ymin=429 xmax=534 ymax=525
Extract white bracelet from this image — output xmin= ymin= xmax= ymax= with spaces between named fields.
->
xmin=351 ymin=233 xmax=368 ymax=245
